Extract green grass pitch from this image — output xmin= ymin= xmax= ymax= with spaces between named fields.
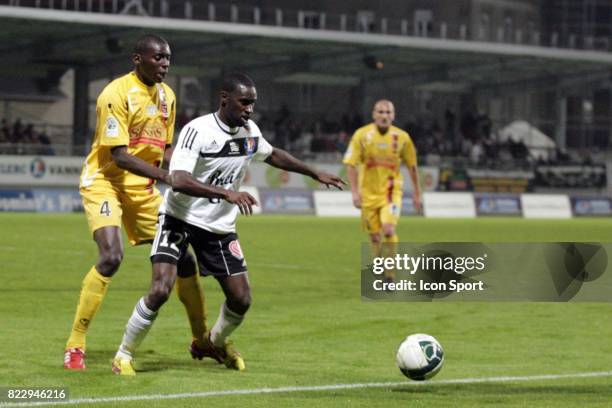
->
xmin=2 ymin=213 xmax=612 ymax=407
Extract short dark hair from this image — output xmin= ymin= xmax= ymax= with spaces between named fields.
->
xmin=133 ymin=34 xmax=168 ymax=54
xmin=221 ymin=73 xmax=255 ymax=93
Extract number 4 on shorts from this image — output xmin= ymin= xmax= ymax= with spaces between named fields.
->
xmin=100 ymin=200 xmax=111 ymax=216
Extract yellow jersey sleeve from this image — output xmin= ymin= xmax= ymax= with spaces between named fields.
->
xmin=96 ymin=85 xmax=129 ymax=147
xmin=401 ymin=132 xmax=418 ymax=168
xmin=342 ymin=129 xmax=363 ymax=166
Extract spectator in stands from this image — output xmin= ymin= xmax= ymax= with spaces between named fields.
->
xmin=337 ymin=129 xmax=349 ymax=152
xmin=273 ymin=103 xmax=291 ymax=149
xmin=0 ymin=119 xmax=9 ymax=143
xmin=476 ymin=113 xmax=492 ymax=139
xmin=470 ymin=138 xmax=484 ymax=165
xmin=460 ymin=109 xmax=477 ymax=141
xmin=37 ymin=131 xmax=55 ymax=155
xmin=11 ymin=118 xmax=23 ymax=143
xmin=444 ymin=107 xmax=456 ymax=141
xmin=23 ymin=123 xmax=35 ymax=143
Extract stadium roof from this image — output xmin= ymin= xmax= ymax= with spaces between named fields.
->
xmin=2 ymin=6 xmax=612 ymax=97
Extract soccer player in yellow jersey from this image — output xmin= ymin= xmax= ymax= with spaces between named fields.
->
xmin=343 ymin=100 xmax=422 ymax=282
xmin=64 ymin=34 xmax=209 ymax=370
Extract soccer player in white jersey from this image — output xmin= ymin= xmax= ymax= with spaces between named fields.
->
xmin=112 ymin=73 xmax=345 ymax=375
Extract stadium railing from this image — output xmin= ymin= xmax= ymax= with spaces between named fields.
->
xmin=0 ymin=143 xmax=88 ymax=156
xmin=1 ymin=1 xmax=609 ymax=52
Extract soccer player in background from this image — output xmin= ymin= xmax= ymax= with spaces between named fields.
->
xmin=111 ymin=72 xmax=345 ymax=375
xmin=64 ymin=34 xmax=209 ymax=370
xmin=343 ymin=100 xmax=422 ymax=282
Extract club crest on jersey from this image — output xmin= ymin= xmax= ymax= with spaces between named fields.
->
xmin=228 ymin=240 xmax=244 ymax=260
xmin=244 ymin=137 xmax=256 ymax=156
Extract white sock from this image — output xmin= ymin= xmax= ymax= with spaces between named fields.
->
xmin=115 ymin=297 xmax=157 ymax=360
xmin=210 ymin=302 xmax=244 ymax=347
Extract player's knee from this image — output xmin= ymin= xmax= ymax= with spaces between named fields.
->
xmin=147 ymin=280 xmax=173 ymax=310
xmin=227 ymin=290 xmax=251 ymax=315
xmin=96 ymin=250 xmax=123 ymax=276
xmin=383 ymin=225 xmax=395 ymax=238
xmin=370 ymin=233 xmax=382 ymax=245
xmin=177 ymin=251 xmax=197 ymax=278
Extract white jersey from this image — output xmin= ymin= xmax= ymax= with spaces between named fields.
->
xmin=160 ymin=113 xmax=273 ymax=233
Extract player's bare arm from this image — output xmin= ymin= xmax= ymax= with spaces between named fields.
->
xmin=408 ymin=165 xmax=422 ymax=212
xmin=265 ymin=147 xmax=346 ymax=190
xmin=162 ymin=145 xmax=173 ymax=170
xmin=169 ymin=170 xmax=258 ymax=215
xmin=346 ymin=164 xmax=361 ymax=208
xmin=111 ymin=145 xmax=171 ymax=184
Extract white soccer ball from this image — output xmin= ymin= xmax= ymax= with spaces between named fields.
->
xmin=396 ymin=333 xmax=444 ymax=381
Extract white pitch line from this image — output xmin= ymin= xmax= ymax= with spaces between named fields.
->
xmin=2 ymin=371 xmax=611 ymax=407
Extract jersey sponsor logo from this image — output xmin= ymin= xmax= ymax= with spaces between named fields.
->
xmin=207 ymin=170 xmax=235 ymax=187
xmin=228 ymin=239 xmax=244 ymax=260
xmin=106 ymin=116 xmax=119 ymax=138
xmin=200 ymin=137 xmax=260 ymax=158
xmin=377 ymin=143 xmax=388 ymax=149
xmin=129 ymin=123 xmax=166 ymax=148
xmin=365 ymin=157 xmax=398 ymax=171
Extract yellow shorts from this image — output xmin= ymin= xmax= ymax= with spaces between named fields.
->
xmin=81 ymin=184 xmax=162 ymax=246
xmin=361 ymin=200 xmax=402 ymax=234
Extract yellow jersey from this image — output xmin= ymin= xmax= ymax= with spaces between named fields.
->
xmin=343 ymin=123 xmax=417 ymax=208
xmin=80 ymin=72 xmax=175 ymax=190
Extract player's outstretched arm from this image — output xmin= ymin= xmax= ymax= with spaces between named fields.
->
xmin=169 ymin=170 xmax=258 ymax=215
xmin=408 ymin=165 xmax=422 ymax=213
xmin=111 ymin=146 xmax=170 ymax=184
xmin=346 ymin=164 xmax=362 ymax=208
xmin=264 ymin=147 xmax=346 ymax=190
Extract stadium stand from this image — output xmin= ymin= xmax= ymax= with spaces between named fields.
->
xmin=0 ymin=0 xmax=610 ymax=205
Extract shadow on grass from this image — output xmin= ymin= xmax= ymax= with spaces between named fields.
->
xmin=86 ymin=349 xmax=218 ymax=372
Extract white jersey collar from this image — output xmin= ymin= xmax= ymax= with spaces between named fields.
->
xmin=213 ymin=112 xmax=240 ymax=135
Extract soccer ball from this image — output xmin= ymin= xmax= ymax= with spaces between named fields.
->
xmin=396 ymin=333 xmax=444 ymax=381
